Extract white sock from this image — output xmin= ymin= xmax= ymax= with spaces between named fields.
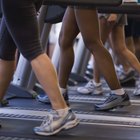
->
xmin=56 ymin=107 xmax=69 ymax=117
xmin=92 ymin=80 xmax=102 ymax=87
xmin=111 ymin=88 xmax=125 ymax=95
xmin=60 ymin=87 xmax=67 ymax=94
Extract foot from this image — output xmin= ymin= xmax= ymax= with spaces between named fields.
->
xmin=34 ymin=108 xmax=79 ymax=136
xmin=0 ymin=99 xmax=9 ymax=107
xmin=119 ymin=70 xmax=135 ymax=84
xmin=94 ymin=92 xmax=131 ymax=111
xmin=77 ymin=80 xmax=103 ymax=95
xmin=133 ymin=84 xmax=140 ymax=96
xmin=36 ymin=92 xmax=69 ymax=105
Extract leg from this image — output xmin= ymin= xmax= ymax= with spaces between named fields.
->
xmin=93 ymin=15 xmax=116 ymax=89
xmin=75 ymin=9 xmax=120 ymax=89
xmin=0 ymin=17 xmax=17 ymax=104
xmin=59 ymin=7 xmax=80 ymax=88
xmin=110 ymin=25 xmax=140 ymax=74
xmin=2 ymin=0 xmax=66 ymax=110
xmin=1 ymin=0 xmax=78 ymax=135
xmin=74 ymin=9 xmax=130 ymax=110
xmin=132 ymin=20 xmax=140 ymax=61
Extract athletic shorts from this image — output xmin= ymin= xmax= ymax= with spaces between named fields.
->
xmin=98 ymin=14 xmax=127 ymax=26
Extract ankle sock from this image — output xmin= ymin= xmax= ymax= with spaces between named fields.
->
xmin=56 ymin=107 xmax=69 ymax=117
xmin=112 ymin=88 xmax=125 ymax=95
xmin=92 ymin=80 xmax=102 ymax=87
xmin=60 ymin=87 xmax=67 ymax=94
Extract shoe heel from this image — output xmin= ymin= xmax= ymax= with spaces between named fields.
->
xmin=64 ymin=119 xmax=79 ymax=130
xmin=119 ymin=101 xmax=131 ymax=108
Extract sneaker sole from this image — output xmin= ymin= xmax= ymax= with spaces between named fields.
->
xmin=95 ymin=100 xmax=131 ymax=111
xmin=34 ymin=118 xmax=79 ymax=136
xmin=92 ymin=91 xmax=103 ymax=95
xmin=120 ymin=76 xmax=135 ymax=83
xmin=63 ymin=119 xmax=79 ymax=130
xmin=78 ymin=90 xmax=103 ymax=95
xmin=78 ymin=91 xmax=92 ymax=95
xmin=37 ymin=98 xmax=69 ymax=105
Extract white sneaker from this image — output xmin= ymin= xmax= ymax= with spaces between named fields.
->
xmin=134 ymin=84 xmax=140 ymax=96
xmin=34 ymin=109 xmax=79 ymax=136
xmin=77 ymin=80 xmax=103 ymax=95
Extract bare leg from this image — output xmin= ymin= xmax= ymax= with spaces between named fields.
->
xmin=75 ymin=8 xmax=121 ymax=90
xmin=93 ymin=16 xmax=115 ymax=83
xmin=31 ymin=53 xmax=67 ymax=110
xmin=59 ymin=7 xmax=79 ymax=88
xmin=134 ymin=37 xmax=140 ymax=61
xmin=126 ymin=36 xmax=135 ymax=54
xmin=109 ymin=31 xmax=131 ymax=73
xmin=110 ymin=25 xmax=140 ymax=74
xmin=0 ymin=60 xmax=15 ymax=101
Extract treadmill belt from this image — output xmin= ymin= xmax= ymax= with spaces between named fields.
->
xmin=0 ymin=118 xmax=140 ymax=140
xmin=1 ymin=85 xmax=140 ymax=139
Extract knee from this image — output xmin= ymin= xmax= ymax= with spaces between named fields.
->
xmin=84 ymin=38 xmax=103 ymax=52
xmin=116 ymin=47 xmax=127 ymax=58
xmin=20 ymin=47 xmax=44 ymax=61
xmin=59 ymin=31 xmax=73 ymax=51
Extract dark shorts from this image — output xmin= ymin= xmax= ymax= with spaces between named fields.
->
xmin=98 ymin=14 xmax=127 ymax=26
xmin=0 ymin=0 xmax=44 ymax=61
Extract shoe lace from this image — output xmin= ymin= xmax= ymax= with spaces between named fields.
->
xmin=104 ymin=94 xmax=116 ymax=103
xmin=41 ymin=110 xmax=59 ymax=127
xmin=118 ymin=71 xmax=126 ymax=80
xmin=85 ymin=80 xmax=94 ymax=88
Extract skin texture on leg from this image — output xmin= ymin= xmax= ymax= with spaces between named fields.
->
xmin=93 ymin=61 xmax=100 ymax=83
xmin=31 ymin=53 xmax=67 ymax=110
xmin=134 ymin=37 xmax=140 ymax=61
xmin=0 ymin=60 xmax=15 ymax=101
xmin=1 ymin=0 xmax=67 ymax=110
xmin=74 ymin=8 xmax=121 ymax=89
xmin=125 ymin=36 xmax=135 ymax=54
xmin=59 ymin=7 xmax=80 ymax=88
xmin=109 ymin=34 xmax=131 ymax=73
xmin=93 ymin=16 xmax=115 ymax=83
xmin=110 ymin=25 xmax=140 ymax=74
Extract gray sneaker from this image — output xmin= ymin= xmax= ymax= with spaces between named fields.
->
xmin=133 ymin=84 xmax=140 ymax=96
xmin=77 ymin=80 xmax=103 ymax=95
xmin=34 ymin=109 xmax=79 ymax=136
xmin=36 ymin=92 xmax=69 ymax=105
xmin=118 ymin=70 xmax=135 ymax=84
xmin=94 ymin=92 xmax=131 ymax=111
xmin=0 ymin=99 xmax=9 ymax=107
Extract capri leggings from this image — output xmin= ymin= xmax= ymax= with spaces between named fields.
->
xmin=0 ymin=0 xmax=44 ymax=61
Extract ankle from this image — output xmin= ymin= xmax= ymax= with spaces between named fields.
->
xmin=92 ymin=80 xmax=102 ymax=87
xmin=56 ymin=107 xmax=70 ymax=117
xmin=60 ymin=87 xmax=67 ymax=94
xmin=111 ymin=88 xmax=125 ymax=95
